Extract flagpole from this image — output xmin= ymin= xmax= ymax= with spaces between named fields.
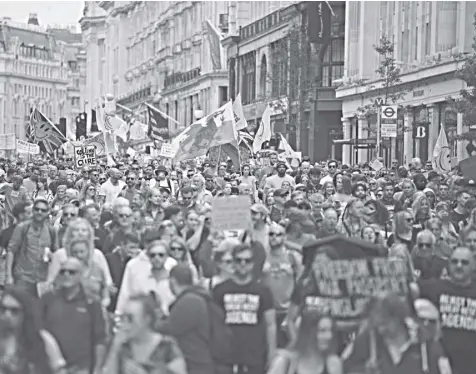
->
xmin=217 ymin=145 xmax=222 ymax=163
xmin=145 ymin=102 xmax=180 ymax=125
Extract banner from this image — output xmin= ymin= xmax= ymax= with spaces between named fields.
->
xmin=74 ymin=145 xmax=97 ymax=168
xmin=17 ymin=140 xmax=40 ymax=154
xmin=0 ymin=134 xmax=16 ymax=150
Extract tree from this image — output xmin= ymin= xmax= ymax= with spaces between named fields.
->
xmin=266 ymin=22 xmax=317 ymax=150
xmin=357 ymin=34 xmax=406 ymax=122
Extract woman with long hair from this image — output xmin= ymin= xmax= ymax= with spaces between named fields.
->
xmin=168 ymin=236 xmax=199 ymax=281
xmin=33 ymin=178 xmax=53 ymax=202
xmin=394 ymin=179 xmax=417 ymax=212
xmin=143 ymin=187 xmax=165 ymax=225
xmin=78 ymin=182 xmax=97 ymax=207
xmin=386 ymin=210 xmax=417 ymax=251
xmin=333 ymin=173 xmax=352 ymax=205
xmin=321 ymin=181 xmax=336 ymax=205
xmin=363 ymin=199 xmax=390 ymax=239
xmin=434 ymin=201 xmax=458 ymax=248
xmin=239 ymin=164 xmax=257 ymax=200
xmin=411 ymin=193 xmax=433 ymax=232
xmin=0 ymin=286 xmax=66 ymax=374
xmin=388 ymin=242 xmax=417 ymax=281
xmin=268 ymin=312 xmax=342 ymax=374
xmin=47 ymin=218 xmax=113 ymax=305
xmin=336 ymin=198 xmax=366 ymax=238
xmin=102 ymin=293 xmax=187 ymax=374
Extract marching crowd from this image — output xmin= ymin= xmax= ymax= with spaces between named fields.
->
xmin=0 ymin=151 xmax=474 ymax=374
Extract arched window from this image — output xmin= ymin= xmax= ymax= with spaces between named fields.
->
xmin=259 ymin=54 xmax=267 ymax=97
xmin=321 ymin=38 xmax=345 ymax=87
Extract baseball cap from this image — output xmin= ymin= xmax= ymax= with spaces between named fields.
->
xmin=250 ymin=203 xmax=269 ymax=216
xmin=273 ymin=188 xmax=288 ymax=198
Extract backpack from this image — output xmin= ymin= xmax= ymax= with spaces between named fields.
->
xmin=184 ymin=289 xmax=233 ymax=365
xmin=13 ymin=221 xmax=57 ymax=271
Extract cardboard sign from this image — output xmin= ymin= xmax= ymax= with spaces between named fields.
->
xmin=369 ymin=158 xmax=384 ymax=171
xmin=17 ymin=140 xmax=40 ymax=154
xmin=305 ymin=257 xmax=409 ymax=321
xmin=160 ymin=143 xmax=175 ymax=158
xmin=74 ymin=145 xmax=97 ymax=168
xmin=211 ymin=195 xmax=252 ymax=231
xmin=460 ymin=156 xmax=476 ymax=181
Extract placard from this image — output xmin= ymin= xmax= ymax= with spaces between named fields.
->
xmin=16 ymin=140 xmax=40 ymax=154
xmin=74 ymin=145 xmax=97 ymax=168
xmin=211 ymin=195 xmax=252 ymax=231
xmin=0 ymin=134 xmax=16 ymax=150
xmin=369 ymin=158 xmax=384 ymax=171
xmin=305 ymin=257 xmax=409 ymax=321
xmin=460 ymin=156 xmax=476 ymax=181
xmin=160 ymin=143 xmax=175 ymax=158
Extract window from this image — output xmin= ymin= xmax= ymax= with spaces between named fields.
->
xmin=270 ymin=38 xmax=288 ymax=98
xmin=259 ymin=55 xmax=267 ymax=97
xmin=425 ymin=22 xmax=430 ymax=56
xmin=414 ymin=27 xmax=419 ymax=60
xmin=241 ymin=51 xmax=256 ymax=104
xmin=321 ymin=38 xmax=345 ymax=87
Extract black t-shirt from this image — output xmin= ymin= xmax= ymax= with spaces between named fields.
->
xmin=212 ymin=278 xmax=273 ymax=366
xmin=419 ymin=278 xmax=476 ymax=374
xmin=450 ymin=210 xmax=468 ymax=233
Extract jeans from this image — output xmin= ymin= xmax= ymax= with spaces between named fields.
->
xmin=14 ymin=279 xmax=38 ymax=298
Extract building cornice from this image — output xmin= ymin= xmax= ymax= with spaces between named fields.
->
xmin=79 ymin=16 xmax=106 ymax=31
xmin=336 ymin=59 xmax=465 ymax=100
xmin=160 ymin=71 xmax=228 ymax=96
xmin=221 ymin=35 xmax=240 ymax=49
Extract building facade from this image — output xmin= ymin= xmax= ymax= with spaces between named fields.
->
xmin=48 ymin=26 xmax=85 ymax=138
xmin=81 ymin=1 xmax=297 ymax=135
xmin=337 ymin=1 xmax=476 ymax=166
xmin=0 ymin=14 xmax=71 ymax=141
xmin=223 ymin=1 xmax=345 ymax=161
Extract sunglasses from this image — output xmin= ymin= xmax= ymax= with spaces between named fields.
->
xmin=91 ymin=173 xmax=99 ymax=177
xmin=99 ymin=179 xmax=107 ymax=183
xmin=170 ymin=246 xmax=184 ymax=252
xmin=405 ymin=218 xmax=414 ymax=223
xmin=126 ymin=177 xmax=136 ymax=181
xmin=34 ymin=206 xmax=48 ymax=213
xmin=59 ymin=269 xmax=79 ymax=276
xmin=149 ymin=252 xmax=166 ymax=259
xmin=0 ymin=304 xmax=23 ymax=317
xmin=119 ymin=214 xmax=132 ymax=219
xmin=63 ymin=212 xmax=77 ymax=218
xmin=269 ymin=232 xmax=284 ymax=237
xmin=418 ymin=243 xmax=432 ymax=248
xmin=450 ymin=258 xmax=470 ymax=266
xmin=221 ymin=259 xmax=233 ymax=265
xmin=234 ymin=257 xmax=253 ymax=265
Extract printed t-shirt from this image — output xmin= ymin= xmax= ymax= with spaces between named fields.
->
xmin=419 ymin=278 xmax=476 ymax=374
xmin=212 ymin=279 xmax=273 ymax=366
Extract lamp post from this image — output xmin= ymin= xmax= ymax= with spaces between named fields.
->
xmin=194 ymin=106 xmax=204 ymax=120
xmin=83 ymin=99 xmax=88 ymax=113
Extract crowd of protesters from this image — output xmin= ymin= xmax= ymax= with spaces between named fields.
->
xmin=0 ymin=151 xmax=473 ymax=374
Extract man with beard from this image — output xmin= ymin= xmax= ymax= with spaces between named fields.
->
xmin=212 ymin=243 xmax=276 ymax=374
xmin=119 ymin=172 xmax=140 ymax=205
xmin=351 ymin=182 xmax=368 ymax=202
xmin=419 ymin=247 xmax=476 ymax=374
xmin=98 ymin=168 xmax=125 ymax=205
xmin=319 ymin=160 xmax=338 ymax=186
xmin=0 ymin=175 xmax=29 ymax=227
xmin=22 ymin=166 xmax=40 ymax=196
xmin=264 ymin=162 xmax=295 ymax=193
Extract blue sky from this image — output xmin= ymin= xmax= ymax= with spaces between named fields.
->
xmin=1 ymin=1 xmax=84 ymax=30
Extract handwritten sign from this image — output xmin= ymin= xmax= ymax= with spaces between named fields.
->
xmin=211 ymin=195 xmax=252 ymax=231
xmin=17 ymin=140 xmax=40 ymax=154
xmin=160 ymin=143 xmax=175 ymax=158
xmin=74 ymin=145 xmax=97 ymax=168
xmin=304 ymin=258 xmax=409 ymax=321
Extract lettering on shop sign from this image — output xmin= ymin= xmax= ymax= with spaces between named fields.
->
xmin=439 ymin=294 xmax=476 ymax=331
xmin=223 ymin=293 xmax=260 ymax=325
xmin=305 ymin=258 xmax=409 ymax=320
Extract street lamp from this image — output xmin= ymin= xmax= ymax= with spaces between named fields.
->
xmin=83 ymin=99 xmax=88 ymax=113
xmin=194 ymin=106 xmax=204 ymax=120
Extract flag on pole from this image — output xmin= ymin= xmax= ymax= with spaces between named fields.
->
xmin=28 ymin=108 xmax=67 ymax=154
xmin=432 ymin=124 xmax=452 ymax=173
xmin=206 ymin=19 xmax=224 ymax=70
xmin=145 ymin=103 xmax=170 ymax=141
xmin=129 ymin=119 xmax=148 ymax=141
xmin=233 ymin=93 xmax=247 ymax=130
xmin=172 ymin=101 xmax=236 ymax=161
xmin=252 ymin=105 xmax=271 ymax=153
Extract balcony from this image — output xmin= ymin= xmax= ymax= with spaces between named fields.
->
xmin=164 ymin=67 xmax=201 ymax=90
xmin=117 ymin=85 xmax=152 ymax=107
xmin=239 ymin=9 xmax=287 ymax=42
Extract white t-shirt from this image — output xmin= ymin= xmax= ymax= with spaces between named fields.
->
xmin=99 ymin=179 xmax=126 ymax=204
xmin=264 ymin=174 xmax=296 ymax=190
